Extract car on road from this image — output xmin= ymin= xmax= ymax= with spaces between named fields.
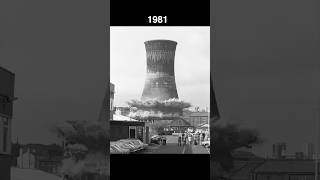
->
xmin=201 ymin=138 xmax=210 ymax=148
xmin=150 ymin=135 xmax=166 ymax=144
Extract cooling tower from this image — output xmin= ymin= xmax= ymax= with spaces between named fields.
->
xmin=141 ymin=40 xmax=179 ymax=101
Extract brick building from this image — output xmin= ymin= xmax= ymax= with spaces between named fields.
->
xmin=183 ymin=110 xmax=209 ymax=128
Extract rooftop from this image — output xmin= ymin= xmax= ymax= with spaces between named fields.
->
xmin=168 ymin=118 xmax=192 ymax=127
xmin=229 ymin=160 xmax=265 ymax=180
xmin=0 ymin=66 xmax=15 ymax=75
xmin=189 ymin=112 xmax=209 ymax=117
xmin=113 ymin=114 xmax=138 ymax=122
xmin=254 ymin=159 xmax=319 ymax=173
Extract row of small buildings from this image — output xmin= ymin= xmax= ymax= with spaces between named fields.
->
xmin=228 ymin=159 xmax=320 ymax=180
xmin=109 ymin=82 xmax=210 ymax=143
xmin=109 ymin=83 xmax=147 ymax=142
xmin=223 ymin=151 xmax=320 ymax=180
xmin=272 ymin=142 xmax=317 ymax=160
xmin=1 ymin=66 xmax=65 ymax=180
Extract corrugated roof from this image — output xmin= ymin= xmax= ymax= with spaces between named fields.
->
xmin=168 ymin=118 xmax=192 ymax=127
xmin=189 ymin=112 xmax=208 ymax=117
xmin=229 ymin=160 xmax=265 ymax=180
xmin=198 ymin=123 xmax=209 ymax=128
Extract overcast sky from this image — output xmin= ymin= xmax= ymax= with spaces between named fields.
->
xmin=212 ymin=0 xmax=319 ymax=157
xmin=0 ymin=0 xmax=107 ymax=145
xmin=111 ymin=27 xmax=210 ymax=110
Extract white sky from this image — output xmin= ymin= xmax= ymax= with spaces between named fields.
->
xmin=110 ymin=27 xmax=210 ymax=110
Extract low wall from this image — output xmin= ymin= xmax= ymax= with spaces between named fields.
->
xmin=0 ymin=154 xmax=11 ymax=180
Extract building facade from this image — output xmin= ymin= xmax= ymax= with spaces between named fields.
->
xmin=305 ymin=143 xmax=315 ymax=159
xmin=110 ymin=83 xmax=149 ymax=143
xmin=0 ymin=66 xmax=15 ymax=180
xmin=272 ymin=143 xmax=287 ymax=159
xmin=252 ymin=160 xmax=320 ymax=180
xmin=183 ymin=110 xmax=209 ymax=128
xmin=110 ymin=120 xmax=145 ymax=142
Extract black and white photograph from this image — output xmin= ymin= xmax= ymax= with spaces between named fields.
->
xmin=110 ymin=27 xmax=210 ymax=154
xmin=1 ymin=0 xmax=320 ymax=179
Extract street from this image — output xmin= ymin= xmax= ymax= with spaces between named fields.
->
xmin=136 ymin=135 xmax=209 ymax=154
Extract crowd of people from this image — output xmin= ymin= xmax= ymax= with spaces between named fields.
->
xmin=177 ymin=132 xmax=207 ymax=146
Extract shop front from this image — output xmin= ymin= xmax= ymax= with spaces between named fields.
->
xmin=110 ymin=120 xmax=146 ymax=142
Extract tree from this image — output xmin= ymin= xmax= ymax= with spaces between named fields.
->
xmin=53 ymin=120 xmax=108 ymax=178
xmin=210 ymin=75 xmax=262 ymax=179
xmin=211 ymin=124 xmax=262 ymax=179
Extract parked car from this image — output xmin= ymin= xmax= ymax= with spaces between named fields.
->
xmin=172 ymin=132 xmax=181 ymax=136
xmin=201 ymin=138 xmax=210 ymax=148
xmin=119 ymin=139 xmax=140 ymax=150
xmin=150 ymin=135 xmax=160 ymax=144
xmin=119 ymin=139 xmax=147 ymax=150
xmin=110 ymin=142 xmax=130 ymax=154
xmin=110 ymin=145 xmax=117 ymax=154
xmin=163 ymin=130 xmax=173 ymax=135
xmin=114 ymin=141 xmax=137 ymax=152
xmin=150 ymin=135 xmax=166 ymax=144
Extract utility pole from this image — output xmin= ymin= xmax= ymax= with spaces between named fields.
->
xmin=207 ymin=107 xmax=210 ymax=132
xmin=316 ymin=98 xmax=320 ymax=180
xmin=207 ymin=106 xmax=210 ymax=143
xmin=207 ymin=106 xmax=210 ymax=126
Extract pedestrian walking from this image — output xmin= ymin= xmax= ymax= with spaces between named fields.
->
xmin=178 ymin=136 xmax=182 ymax=146
xmin=63 ymin=174 xmax=72 ymax=180
xmin=183 ymin=136 xmax=187 ymax=146
xmin=188 ymin=135 xmax=192 ymax=145
xmin=194 ymin=135 xmax=198 ymax=145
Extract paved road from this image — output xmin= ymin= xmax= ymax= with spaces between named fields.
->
xmin=137 ymin=135 xmax=209 ymax=154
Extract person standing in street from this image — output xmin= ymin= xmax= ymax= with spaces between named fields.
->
xmin=197 ymin=133 xmax=200 ymax=145
xmin=183 ymin=135 xmax=187 ymax=146
xmin=194 ymin=134 xmax=198 ymax=145
xmin=188 ymin=135 xmax=192 ymax=145
xmin=178 ymin=135 xmax=182 ymax=146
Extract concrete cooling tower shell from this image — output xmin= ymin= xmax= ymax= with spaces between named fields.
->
xmin=141 ymin=40 xmax=179 ymax=101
